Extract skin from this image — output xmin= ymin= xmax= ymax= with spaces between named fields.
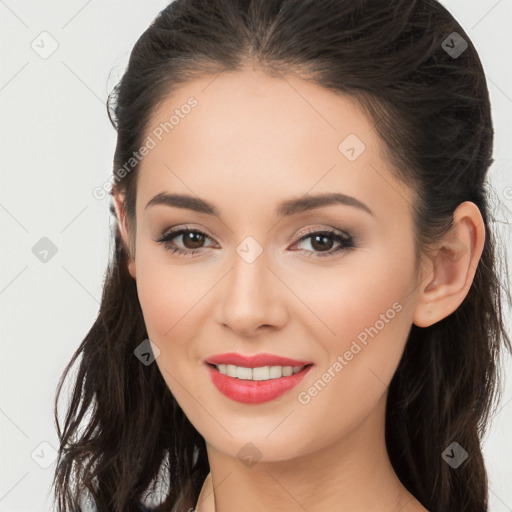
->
xmin=113 ymin=66 xmax=485 ymax=512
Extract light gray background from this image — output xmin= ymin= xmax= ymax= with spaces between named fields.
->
xmin=0 ymin=1 xmax=511 ymax=510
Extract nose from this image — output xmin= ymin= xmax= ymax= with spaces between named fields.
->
xmin=216 ymin=245 xmax=288 ymax=337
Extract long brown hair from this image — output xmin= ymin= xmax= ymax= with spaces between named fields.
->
xmin=52 ymin=1 xmax=512 ymax=511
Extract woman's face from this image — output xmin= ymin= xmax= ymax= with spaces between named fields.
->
xmin=122 ymin=68 xmax=428 ymax=462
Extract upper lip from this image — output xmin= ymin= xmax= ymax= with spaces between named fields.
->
xmin=204 ymin=352 xmax=313 ymax=368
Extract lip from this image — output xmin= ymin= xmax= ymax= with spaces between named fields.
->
xmin=204 ymin=352 xmax=312 ymax=368
xmin=205 ymin=364 xmax=313 ymax=404
xmin=204 ymin=353 xmax=314 ymax=404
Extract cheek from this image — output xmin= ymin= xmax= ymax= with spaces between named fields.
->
xmin=286 ymin=259 xmax=415 ymax=453
xmin=296 ymin=249 xmax=413 ymax=347
xmin=134 ymin=256 xmax=211 ymax=404
xmin=293 ymin=242 xmax=417 ymax=400
xmin=134 ymin=250 xmax=208 ymax=349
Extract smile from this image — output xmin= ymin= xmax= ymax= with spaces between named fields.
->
xmin=205 ymin=363 xmax=313 ymax=404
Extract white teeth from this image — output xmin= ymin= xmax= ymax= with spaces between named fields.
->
xmin=226 ymin=364 xmax=237 ymax=378
xmin=216 ymin=364 xmax=305 ymax=380
xmin=269 ymin=366 xmax=282 ymax=378
xmin=236 ymin=366 xmax=252 ymax=380
xmin=282 ymin=366 xmax=293 ymax=377
xmin=252 ymin=366 xmax=270 ymax=380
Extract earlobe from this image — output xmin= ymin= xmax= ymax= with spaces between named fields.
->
xmin=112 ymin=190 xmax=137 ymax=280
xmin=412 ymin=201 xmax=485 ymax=328
xmin=127 ymin=259 xmax=136 ymax=279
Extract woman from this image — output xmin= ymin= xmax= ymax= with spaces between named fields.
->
xmin=52 ymin=0 xmax=511 ymax=511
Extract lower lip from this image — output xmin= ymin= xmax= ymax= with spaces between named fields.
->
xmin=205 ymin=364 xmax=313 ymax=404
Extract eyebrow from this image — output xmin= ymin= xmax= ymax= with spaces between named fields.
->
xmin=145 ymin=192 xmax=373 ymax=217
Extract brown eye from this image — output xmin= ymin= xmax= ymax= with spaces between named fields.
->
xmin=154 ymin=227 xmax=216 ymax=256
xmin=309 ymin=233 xmax=335 ymax=252
xmin=181 ymin=230 xmax=207 ymax=249
xmin=293 ymin=228 xmax=356 ymax=258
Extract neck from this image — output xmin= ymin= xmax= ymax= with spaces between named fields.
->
xmin=195 ymin=394 xmax=426 ymax=512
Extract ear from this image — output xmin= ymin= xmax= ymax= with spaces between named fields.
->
xmin=112 ymin=189 xmax=136 ymax=280
xmin=413 ymin=201 xmax=485 ymax=327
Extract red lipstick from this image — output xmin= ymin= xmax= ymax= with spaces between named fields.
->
xmin=204 ymin=352 xmax=313 ymax=404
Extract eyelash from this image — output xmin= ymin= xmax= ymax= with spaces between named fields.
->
xmin=153 ymin=225 xmax=356 ymax=258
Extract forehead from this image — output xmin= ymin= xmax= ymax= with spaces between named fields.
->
xmin=136 ymin=68 xmax=413 ymax=223
xmin=143 ymin=68 xmax=377 ymax=166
